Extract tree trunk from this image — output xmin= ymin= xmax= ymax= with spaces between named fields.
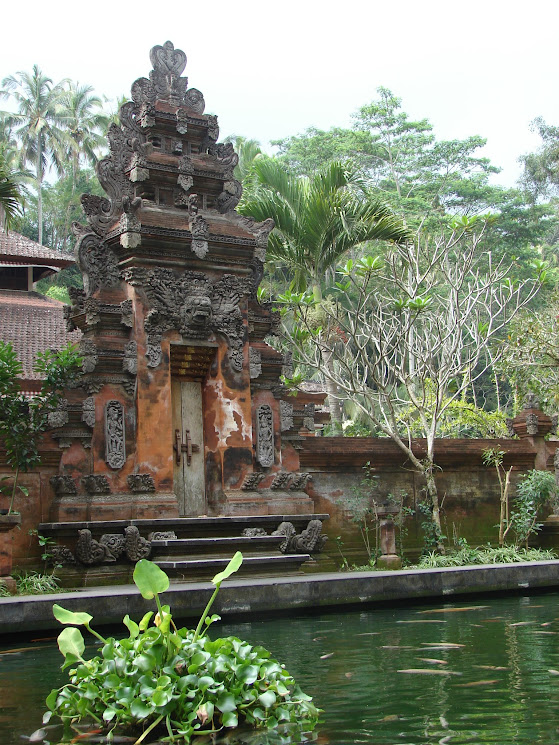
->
xmin=424 ymin=464 xmax=445 ymax=553
xmin=322 ymin=347 xmax=343 ymax=435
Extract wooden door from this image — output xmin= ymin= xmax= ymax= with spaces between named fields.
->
xmin=172 ymin=379 xmax=206 ymax=516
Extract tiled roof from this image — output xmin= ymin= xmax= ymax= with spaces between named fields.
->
xmin=0 ymin=228 xmax=75 ymax=268
xmin=0 ymin=290 xmax=81 ymax=380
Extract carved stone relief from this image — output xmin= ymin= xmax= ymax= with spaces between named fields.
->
xmin=105 ymin=401 xmax=126 ymax=469
xmin=80 ymin=340 xmax=98 ymax=373
xmin=127 ymin=474 xmax=156 ymax=493
xmin=270 ymin=472 xmax=291 ymax=490
xmin=49 ymin=475 xmax=77 ymax=496
xmin=123 ymin=341 xmax=138 ymax=375
xmin=256 ymin=405 xmax=274 ymax=468
xmin=280 ymin=401 xmax=294 ymax=432
xmin=76 ymin=232 xmax=121 ymax=297
xmin=126 ymin=267 xmax=250 ymax=371
xmin=249 ymin=348 xmax=262 ymax=379
xmin=241 ymin=473 xmax=265 ymax=491
xmin=82 ymin=475 xmax=111 ymax=494
xmin=48 ymin=399 xmax=69 ymax=428
xmin=290 ymin=472 xmax=311 ymax=491
xmin=120 ymin=299 xmax=134 ymax=328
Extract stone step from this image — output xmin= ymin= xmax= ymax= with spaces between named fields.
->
xmin=154 ymin=553 xmax=311 ymax=580
xmin=39 ymin=514 xmax=329 ymax=539
xmin=150 ymin=535 xmax=283 ymax=558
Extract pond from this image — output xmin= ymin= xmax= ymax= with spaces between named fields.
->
xmin=2 ymin=591 xmax=559 ymax=744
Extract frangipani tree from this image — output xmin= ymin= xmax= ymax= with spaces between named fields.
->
xmin=278 ymin=216 xmax=546 ymax=549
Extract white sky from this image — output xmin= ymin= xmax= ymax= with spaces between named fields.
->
xmin=2 ymin=0 xmax=558 ymax=187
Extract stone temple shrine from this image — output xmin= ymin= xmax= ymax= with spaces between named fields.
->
xmin=48 ymin=41 xmax=321 ymax=532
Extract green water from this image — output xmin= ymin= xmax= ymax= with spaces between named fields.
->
xmin=3 ymin=592 xmax=559 ymax=743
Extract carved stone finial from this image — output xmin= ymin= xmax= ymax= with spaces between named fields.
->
xmin=76 ymin=529 xmax=111 ymax=565
xmin=525 ymin=413 xmax=539 ymax=436
xmin=523 ymin=393 xmax=540 ymax=410
xmin=124 ymin=526 xmax=151 ymax=561
xmin=271 ymin=521 xmax=296 ymax=553
xmin=292 ymin=519 xmax=327 ymax=554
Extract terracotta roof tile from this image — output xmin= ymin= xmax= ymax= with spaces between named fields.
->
xmin=0 ymin=290 xmax=81 ymax=380
xmin=0 ymin=228 xmax=74 ymax=268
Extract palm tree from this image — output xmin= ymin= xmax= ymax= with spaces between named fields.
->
xmin=0 ymin=149 xmax=24 ymax=230
xmin=1 ymin=66 xmax=68 ymax=244
xmin=59 ymin=83 xmax=108 ymax=192
xmin=239 ymin=157 xmax=410 ymax=433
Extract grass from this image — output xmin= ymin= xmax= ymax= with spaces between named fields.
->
xmin=416 ymin=545 xmax=558 ymax=568
xmin=0 ymin=570 xmax=60 ymax=597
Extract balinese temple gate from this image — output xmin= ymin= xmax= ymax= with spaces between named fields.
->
xmin=50 ymin=41 xmax=321 ymax=537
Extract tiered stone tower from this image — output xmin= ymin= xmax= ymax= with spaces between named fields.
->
xmin=51 ymin=41 xmax=315 ymax=522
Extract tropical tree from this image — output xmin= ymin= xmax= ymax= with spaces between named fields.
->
xmin=239 ymin=157 xmax=410 ymax=432
xmin=0 ymin=149 xmax=24 ymax=230
xmin=277 ymin=217 xmax=546 ymax=548
xmin=58 ymin=82 xmax=108 ymax=193
xmin=0 ymin=66 xmax=68 ymax=244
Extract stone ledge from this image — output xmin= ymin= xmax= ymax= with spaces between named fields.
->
xmin=1 ymin=561 xmax=559 ymax=637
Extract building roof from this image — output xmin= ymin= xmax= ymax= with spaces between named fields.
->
xmin=0 ymin=228 xmax=75 ymax=269
xmin=0 ymin=290 xmax=81 ymax=383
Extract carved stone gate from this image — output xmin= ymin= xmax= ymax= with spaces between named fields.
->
xmin=48 ymin=41 xmax=315 ymax=522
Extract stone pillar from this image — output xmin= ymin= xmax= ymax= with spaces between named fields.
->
xmin=0 ymin=514 xmax=22 ymax=593
xmin=375 ymin=501 xmax=402 ymax=570
xmin=510 ymin=394 xmax=554 ymax=471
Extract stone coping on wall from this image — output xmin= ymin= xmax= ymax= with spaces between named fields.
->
xmin=299 ymin=437 xmax=538 ymax=470
xmin=1 ymin=561 xmax=559 ymax=637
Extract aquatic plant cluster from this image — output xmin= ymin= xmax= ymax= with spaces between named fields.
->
xmin=43 ymin=555 xmax=319 ymax=743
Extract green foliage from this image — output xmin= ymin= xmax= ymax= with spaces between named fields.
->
xmin=0 ymin=341 xmax=82 ymax=514
xmin=45 ymin=285 xmax=71 ymax=303
xmin=511 ymin=470 xmax=559 ymax=549
xmin=44 ymin=556 xmax=319 ymax=744
xmin=417 ymin=544 xmax=557 ymax=568
xmin=0 ymin=570 xmax=60 ymax=597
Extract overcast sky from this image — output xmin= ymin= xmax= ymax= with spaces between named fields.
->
xmin=2 ymin=0 xmax=558 ymax=187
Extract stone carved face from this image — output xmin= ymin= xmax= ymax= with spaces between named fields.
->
xmin=180 ymin=294 xmax=213 ymax=338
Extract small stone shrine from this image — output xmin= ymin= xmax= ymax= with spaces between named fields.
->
xmin=51 ymin=41 xmax=316 ymax=523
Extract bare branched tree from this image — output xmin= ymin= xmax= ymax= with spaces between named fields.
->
xmin=278 ymin=217 xmax=546 ymax=550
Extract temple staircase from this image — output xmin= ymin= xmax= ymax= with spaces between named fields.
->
xmin=38 ymin=514 xmax=329 ymax=587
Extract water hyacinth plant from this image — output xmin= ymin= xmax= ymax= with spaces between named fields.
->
xmin=43 ymin=553 xmax=319 ymax=744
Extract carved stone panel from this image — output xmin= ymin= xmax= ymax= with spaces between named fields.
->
xmin=280 ymin=401 xmax=294 ymax=431
xmin=249 ymin=348 xmax=262 ymax=379
xmin=127 ymin=474 xmax=156 ymax=493
xmin=256 ymin=405 xmax=274 ymax=468
xmin=105 ymin=401 xmax=126 ymax=469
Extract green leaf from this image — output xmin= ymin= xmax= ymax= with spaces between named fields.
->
xmin=133 ymin=559 xmax=170 ymax=599
xmin=57 ymin=627 xmax=85 ymax=659
xmin=138 ymin=611 xmax=154 ymax=631
xmin=53 ymin=604 xmax=93 ymax=627
xmin=237 ymin=664 xmax=259 ymax=684
xmin=103 ymin=707 xmax=117 ymax=722
xmin=122 ymin=614 xmax=139 ymax=639
xmin=216 ymin=692 xmax=237 ymax=713
xmin=258 ymin=690 xmax=277 ymax=708
xmin=222 ymin=711 xmax=238 ymax=728
xmin=45 ymin=689 xmax=58 ymax=711
xmin=212 ymin=552 xmax=243 ymax=585
xmin=131 ymin=699 xmax=154 ymax=719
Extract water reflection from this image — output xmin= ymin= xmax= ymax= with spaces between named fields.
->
xmin=2 ymin=592 xmax=559 ymax=744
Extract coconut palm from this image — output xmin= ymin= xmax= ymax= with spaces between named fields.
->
xmin=1 ymin=66 xmax=68 ymax=244
xmin=239 ymin=157 xmax=410 ymax=432
xmin=0 ymin=149 xmax=24 ymax=230
xmin=59 ymin=83 xmax=108 ymax=192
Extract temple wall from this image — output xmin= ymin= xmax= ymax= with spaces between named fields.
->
xmin=300 ymin=436 xmax=558 ymax=564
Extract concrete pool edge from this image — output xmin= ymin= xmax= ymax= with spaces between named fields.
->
xmin=2 ymin=560 xmax=559 ymax=636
